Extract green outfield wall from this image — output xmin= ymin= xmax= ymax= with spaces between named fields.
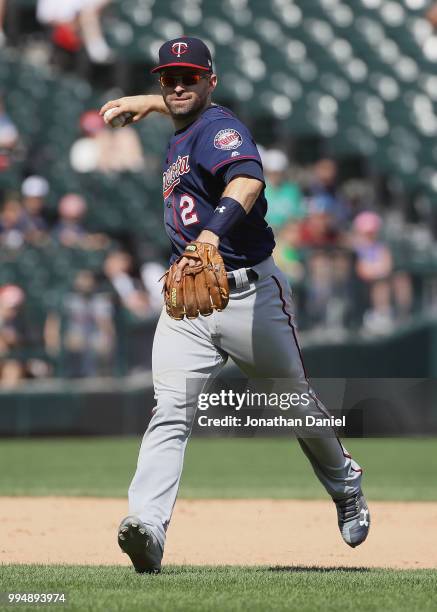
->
xmin=1 ymin=319 xmax=437 ymax=436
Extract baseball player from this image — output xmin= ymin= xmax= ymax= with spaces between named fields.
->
xmin=100 ymin=37 xmax=370 ymax=574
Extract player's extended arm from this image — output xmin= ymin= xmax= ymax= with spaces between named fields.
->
xmin=197 ymin=176 xmax=264 ymax=246
xmin=221 ymin=176 xmax=264 ymax=214
xmin=99 ymin=94 xmax=169 ymax=125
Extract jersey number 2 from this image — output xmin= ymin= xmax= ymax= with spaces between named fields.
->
xmin=180 ymin=194 xmax=199 ymax=226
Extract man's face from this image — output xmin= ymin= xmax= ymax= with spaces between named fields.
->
xmin=159 ymin=67 xmax=217 ymax=119
xmin=24 ymin=196 xmax=44 ymax=215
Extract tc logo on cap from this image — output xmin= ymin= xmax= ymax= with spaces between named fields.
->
xmin=171 ymin=42 xmax=189 ymax=58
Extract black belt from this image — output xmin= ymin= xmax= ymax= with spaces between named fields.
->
xmin=226 ymin=268 xmax=259 ymax=290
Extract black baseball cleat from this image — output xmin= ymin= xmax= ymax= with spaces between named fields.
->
xmin=118 ymin=515 xmax=163 ymax=574
xmin=334 ymin=489 xmax=370 ymax=548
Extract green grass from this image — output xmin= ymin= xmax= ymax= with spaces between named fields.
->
xmin=0 ymin=566 xmax=435 ymax=612
xmin=0 ymin=437 xmax=436 ymax=500
xmin=2 ymin=440 xmax=435 ymax=611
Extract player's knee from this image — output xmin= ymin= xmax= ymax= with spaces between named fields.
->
xmin=148 ymin=412 xmax=192 ymax=438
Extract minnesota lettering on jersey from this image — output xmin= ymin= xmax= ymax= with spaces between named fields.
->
xmin=163 ymin=155 xmax=190 ymax=199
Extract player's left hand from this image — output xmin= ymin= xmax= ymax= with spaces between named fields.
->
xmin=174 ymin=231 xmax=219 ymax=282
xmin=163 ymin=238 xmax=229 ymax=319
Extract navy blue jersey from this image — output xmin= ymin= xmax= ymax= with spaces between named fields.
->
xmin=162 ymin=104 xmax=275 ymax=270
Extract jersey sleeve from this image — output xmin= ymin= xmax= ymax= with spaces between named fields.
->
xmin=222 ymin=159 xmax=265 ymax=184
xmin=196 ymin=118 xmax=264 ymax=180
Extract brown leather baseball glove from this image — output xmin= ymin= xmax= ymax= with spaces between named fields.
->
xmin=163 ymin=242 xmax=229 ymax=320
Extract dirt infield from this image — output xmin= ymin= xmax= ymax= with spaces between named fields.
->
xmin=1 ymin=498 xmax=436 ymax=569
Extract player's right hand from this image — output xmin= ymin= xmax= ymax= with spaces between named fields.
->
xmin=99 ymin=95 xmax=167 ymax=125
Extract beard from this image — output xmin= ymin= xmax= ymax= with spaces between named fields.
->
xmin=165 ymin=93 xmax=205 ymax=119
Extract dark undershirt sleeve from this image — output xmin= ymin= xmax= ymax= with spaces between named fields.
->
xmin=221 ymin=159 xmax=265 ymax=185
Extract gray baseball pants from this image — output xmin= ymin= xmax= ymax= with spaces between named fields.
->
xmin=128 ymin=256 xmax=363 ymax=550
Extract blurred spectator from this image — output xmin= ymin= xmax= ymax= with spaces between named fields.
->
xmin=309 ymin=159 xmax=350 ymax=226
xmin=0 ymin=284 xmax=50 ymax=385
xmin=0 ymin=100 xmax=18 ymax=148
xmin=341 ymin=179 xmax=374 ymax=220
xmin=304 ymin=251 xmax=334 ymax=330
xmin=273 ymin=221 xmax=305 ymax=284
xmin=263 ymin=149 xmax=305 ymax=230
xmin=70 ymin=110 xmax=144 ymax=174
xmin=0 ymin=0 xmax=6 ymax=47
xmin=0 ymin=285 xmax=25 ymax=349
xmin=52 ymin=193 xmax=86 ymax=246
xmin=0 ymin=197 xmax=25 ymax=249
xmin=104 ymin=250 xmax=150 ymax=319
xmin=52 ymin=193 xmax=108 ymax=249
xmin=0 ymin=99 xmax=23 ymax=173
xmin=353 ymin=212 xmax=392 ymax=282
xmin=70 ymin=111 xmax=104 ymax=173
xmin=302 ymin=249 xmax=354 ymax=333
xmin=426 ymin=2 xmax=437 ymax=27
xmin=140 ymin=260 xmax=167 ymax=314
xmin=299 ymin=195 xmax=342 ymax=248
xmin=37 ymin=0 xmax=113 ymax=64
xmin=76 ymin=0 xmax=113 ymax=63
xmin=20 ymin=175 xmax=49 ymax=242
xmin=329 ymin=249 xmax=357 ymax=330
xmin=0 ymin=285 xmax=27 ymax=386
xmin=352 ymin=211 xmax=413 ymax=335
xmin=353 ymin=211 xmax=393 ymax=335
xmin=392 ymin=271 xmax=414 ymax=323
xmin=45 ymin=270 xmax=114 ymax=377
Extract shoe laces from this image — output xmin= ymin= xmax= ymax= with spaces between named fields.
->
xmin=337 ymin=493 xmax=360 ymax=522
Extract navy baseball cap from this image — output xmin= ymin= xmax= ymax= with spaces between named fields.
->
xmin=151 ymin=37 xmax=213 ymax=73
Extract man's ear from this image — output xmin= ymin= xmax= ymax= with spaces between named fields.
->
xmin=208 ymin=74 xmax=218 ymax=94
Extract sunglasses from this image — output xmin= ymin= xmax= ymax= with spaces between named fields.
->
xmin=159 ymin=73 xmax=209 ymax=87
